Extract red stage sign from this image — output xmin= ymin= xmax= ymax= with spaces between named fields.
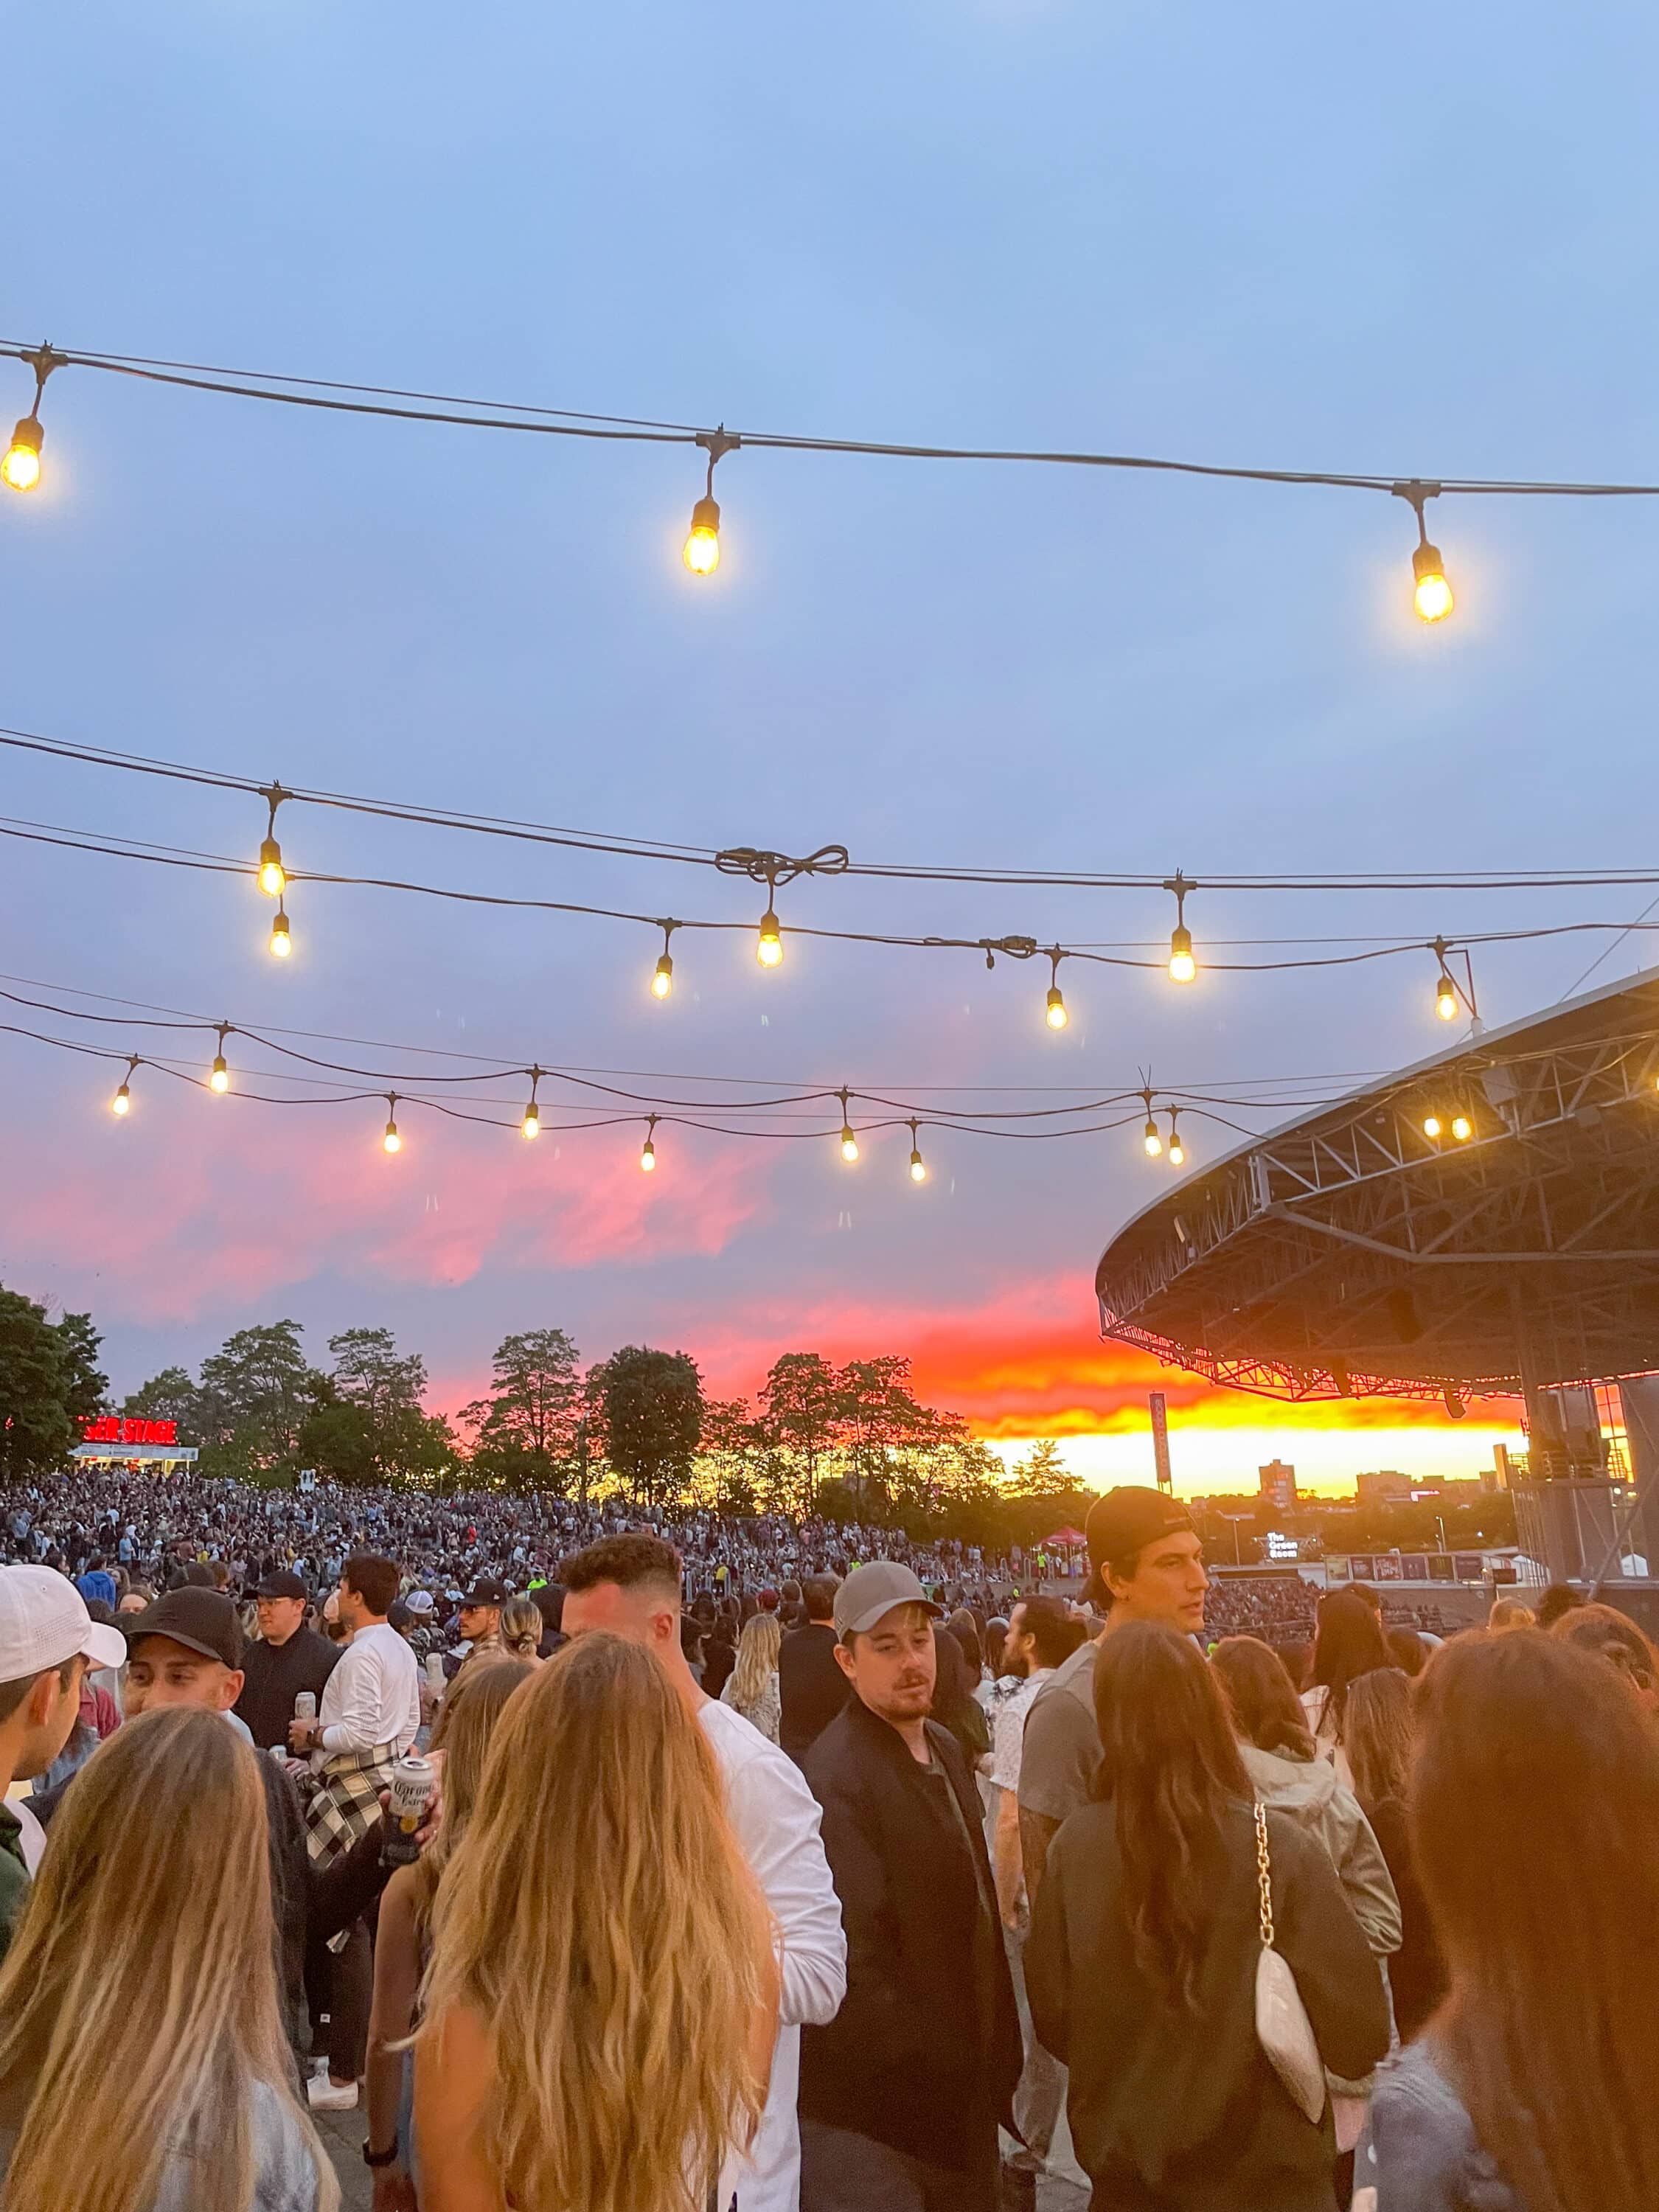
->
xmin=80 ymin=1416 xmax=178 ymax=1446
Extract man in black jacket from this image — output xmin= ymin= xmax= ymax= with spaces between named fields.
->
xmin=779 ymin=1573 xmax=848 ymax=1764
xmin=234 ymin=1570 xmax=341 ymax=1750
xmin=801 ymin=1562 xmax=1021 ymax=2212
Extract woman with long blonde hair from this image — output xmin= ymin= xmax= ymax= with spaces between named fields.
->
xmin=497 ymin=1594 xmax=543 ymax=1663
xmin=365 ymin=1657 xmax=533 ymax=2207
xmin=0 ymin=1707 xmax=337 ymax=2212
xmin=415 ymin=1632 xmax=778 ymax=2212
xmin=720 ymin=1609 xmax=783 ymax=1742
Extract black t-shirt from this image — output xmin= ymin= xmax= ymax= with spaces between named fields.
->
xmin=234 ymin=1628 xmax=342 ymax=1750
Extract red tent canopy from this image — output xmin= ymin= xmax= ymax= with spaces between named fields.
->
xmin=1045 ymin=1525 xmax=1087 ymax=1546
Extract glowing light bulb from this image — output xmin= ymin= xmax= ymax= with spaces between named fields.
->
xmin=1045 ymin=986 xmax=1068 ymax=1031
xmin=1143 ymin=1118 xmax=1163 ymax=1159
xmin=268 ymin=907 xmax=292 ymax=959
xmin=652 ymin=953 xmax=674 ymax=999
xmin=1169 ymin=925 xmax=1197 ymax=984
xmin=257 ymin=838 xmax=286 ymax=898
xmin=521 ymin=1102 xmax=540 ymax=1141
xmin=209 ymin=1056 xmax=230 ymax=1094
xmin=1413 ymin=542 xmax=1454 ymax=623
xmin=909 ymin=1148 xmax=927 ymax=1183
xmin=383 ymin=1119 xmax=402 ymax=1155
xmin=641 ymin=1135 xmax=657 ymax=1172
xmin=111 ymin=1083 xmax=131 ymax=1117
xmin=2 ymin=417 xmax=42 ymax=494
xmin=1451 ymin=1113 xmax=1473 ymax=1142
xmin=1422 ymin=1114 xmax=1442 ymax=1140
xmin=757 ymin=909 xmax=784 ymax=967
xmin=683 ymin=494 xmax=721 ymax=575
xmin=1435 ymin=973 xmax=1458 ymax=1022
xmin=1169 ymin=1131 xmax=1185 ymax=1166
xmin=840 ymin=1124 xmax=860 ymax=1164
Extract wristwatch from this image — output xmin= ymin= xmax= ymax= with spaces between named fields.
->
xmin=362 ymin=2141 xmax=400 ymax=2170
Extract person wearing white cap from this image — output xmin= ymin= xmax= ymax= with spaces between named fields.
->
xmin=0 ymin=1565 xmax=126 ymax=1955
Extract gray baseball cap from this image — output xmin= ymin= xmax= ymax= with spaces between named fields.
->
xmin=833 ymin=1561 xmax=943 ymax=1640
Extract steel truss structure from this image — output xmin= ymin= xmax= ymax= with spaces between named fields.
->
xmin=1095 ymin=970 xmax=1659 ymax=1402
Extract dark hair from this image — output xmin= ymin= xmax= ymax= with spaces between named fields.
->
xmin=341 ymin=1554 xmax=400 ymax=1618
xmin=1014 ymin=1594 xmax=1085 ymax=1672
xmin=0 ymin=1658 xmax=77 ymax=1728
xmin=560 ymin=1533 xmax=683 ymax=1599
xmin=946 ymin=1608 xmax=983 ymax=1676
xmin=1345 ymin=1666 xmax=1413 ymax=1809
xmin=1310 ymin=1590 xmax=1392 ymax=1737
xmin=929 ymin=1623 xmax=975 ymax=1726
xmin=181 ymin=1562 xmax=215 ymax=1589
xmin=1387 ymin=1628 xmax=1429 ymax=1677
xmin=1211 ymin=1636 xmax=1315 ymax=1759
xmin=1413 ymin=1631 xmax=1659 ymax=2212
xmin=1537 ymin=1582 xmax=1587 ymax=1630
xmin=1554 ymin=1604 xmax=1659 ymax=1698
xmin=802 ymin=1575 xmax=839 ymax=1624
xmin=1348 ymin=1582 xmax=1382 ymax=1615
xmin=1093 ymin=1623 xmax=1251 ymax=2010
xmin=532 ymin=1585 xmax=565 ymax=1634
xmin=983 ymin=1618 xmax=1008 ymax=1676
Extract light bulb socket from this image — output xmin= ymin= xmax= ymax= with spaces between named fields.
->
xmin=689 ymin=494 xmax=720 ymax=536
xmin=1171 ymin=923 xmax=1193 ymax=960
xmin=1413 ymin=540 xmax=1446 ymax=584
xmin=8 ymin=415 xmax=41 ymax=459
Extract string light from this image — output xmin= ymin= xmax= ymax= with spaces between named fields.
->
xmin=640 ymin=1114 xmax=658 ymax=1172
xmin=382 ymin=1093 xmax=402 ymax=1153
xmin=521 ymin=1068 xmax=541 ymax=1141
xmin=1 ymin=345 xmax=63 ymax=495
xmin=1396 ymin=480 xmax=1455 ymax=624
xmin=1430 ymin=936 xmax=1458 ymax=1022
xmin=268 ymin=904 xmax=292 ymax=959
xmin=652 ymin=923 xmax=676 ymax=1000
xmin=257 ymin=784 xmax=288 ymax=897
xmin=757 ymin=906 xmax=785 ymax=969
xmin=1044 ymin=949 xmax=1068 ymax=1031
xmin=838 ymin=1090 xmax=860 ymax=1164
xmin=908 ymin=1120 xmax=928 ymax=1183
xmin=1166 ymin=873 xmax=1197 ymax=984
xmin=209 ymin=1024 xmax=231 ymax=1094
xmin=1167 ymin=1112 xmax=1185 ymax=1166
xmin=683 ymin=428 xmax=738 ymax=576
xmin=1142 ymin=1091 xmax=1164 ymax=1158
xmin=110 ymin=1056 xmax=139 ymax=1116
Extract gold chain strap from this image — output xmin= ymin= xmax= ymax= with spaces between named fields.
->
xmin=1254 ymin=1798 xmax=1276 ymax=1949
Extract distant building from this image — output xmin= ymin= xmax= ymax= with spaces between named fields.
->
xmin=1356 ymin=1469 xmax=1413 ymax=1507
xmin=1259 ymin=1459 xmax=1298 ymax=1514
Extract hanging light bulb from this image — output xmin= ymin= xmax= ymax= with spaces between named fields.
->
xmin=1451 ymin=1112 xmax=1474 ymax=1142
xmin=1422 ymin=1113 xmax=1443 ymax=1140
xmin=1167 ymin=1113 xmax=1185 ymax=1167
xmin=1 ymin=345 xmax=60 ymax=495
xmin=641 ymin=1116 xmax=658 ymax=1172
xmin=521 ymin=1071 xmax=541 ymax=1141
xmin=255 ymin=785 xmax=289 ymax=896
xmin=652 ymin=924 xmax=676 ymax=1000
xmin=1435 ymin=972 xmax=1458 ymax=1021
xmin=1143 ymin=1117 xmax=1163 ymax=1158
xmin=683 ymin=428 xmax=738 ymax=576
xmin=1165 ymin=874 xmax=1198 ymax=983
xmin=111 ymin=1057 xmax=138 ymax=1117
xmin=268 ymin=904 xmax=292 ymax=959
xmin=838 ymin=1091 xmax=860 ymax=1164
xmin=1044 ymin=950 xmax=1068 ymax=1031
xmin=757 ymin=905 xmax=785 ymax=968
xmin=383 ymin=1095 xmax=402 ymax=1154
xmin=209 ymin=1025 xmax=231 ymax=1094
xmin=908 ymin=1121 xmax=928 ymax=1183
xmin=1395 ymin=480 xmax=1455 ymax=623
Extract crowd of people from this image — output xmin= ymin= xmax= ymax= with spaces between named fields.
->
xmin=0 ymin=1469 xmax=1652 ymax=2212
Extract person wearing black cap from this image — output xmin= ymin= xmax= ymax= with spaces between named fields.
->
xmin=1018 ymin=1487 xmax=1208 ymax=1905
xmin=800 ymin=1562 xmax=1020 ymax=2212
xmin=234 ymin=1569 xmax=341 ymax=1752
xmin=453 ymin=1575 xmax=507 ymax=1674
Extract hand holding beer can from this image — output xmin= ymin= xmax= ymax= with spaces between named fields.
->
xmin=293 ymin=1691 xmax=317 ymax=1722
xmin=382 ymin=1753 xmax=436 ymax=1868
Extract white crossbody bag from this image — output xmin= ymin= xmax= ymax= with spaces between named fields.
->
xmin=1253 ymin=1798 xmax=1326 ymax=2125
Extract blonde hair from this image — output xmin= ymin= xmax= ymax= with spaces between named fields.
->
xmin=498 ymin=1594 xmax=543 ymax=1661
xmin=413 ymin=1655 xmax=535 ymax=1930
xmin=1489 ymin=1598 xmax=1537 ymax=1632
xmin=727 ymin=1610 xmax=782 ymax=1712
xmin=0 ymin=1708 xmax=336 ymax=2212
xmin=418 ymin=1632 xmax=772 ymax=2212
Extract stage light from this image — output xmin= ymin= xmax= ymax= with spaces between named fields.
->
xmin=268 ymin=905 xmax=292 ymax=959
xmin=757 ymin=907 xmax=784 ymax=967
xmin=641 ymin=1115 xmax=658 ymax=1172
xmin=383 ymin=1095 xmax=402 ymax=1154
xmin=1422 ymin=1113 xmax=1442 ymax=1139
xmin=1451 ymin=1113 xmax=1473 ymax=1142
xmin=908 ymin=1121 xmax=927 ymax=1183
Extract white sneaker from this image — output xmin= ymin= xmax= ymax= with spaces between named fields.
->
xmin=307 ymin=2076 xmax=359 ymax=2112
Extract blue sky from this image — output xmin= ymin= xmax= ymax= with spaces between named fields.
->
xmin=2 ymin=0 xmax=1655 ymax=1490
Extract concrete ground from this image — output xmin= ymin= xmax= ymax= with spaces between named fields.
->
xmin=315 ymin=2105 xmax=1090 ymax=2210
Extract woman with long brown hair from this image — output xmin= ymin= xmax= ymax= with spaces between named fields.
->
xmin=1361 ymin=1631 xmax=1659 ymax=2212
xmin=0 ymin=1708 xmax=337 ymax=2212
xmin=365 ymin=1656 xmax=534 ymax=2208
xmin=1343 ymin=1666 xmax=1446 ymax=2042
xmin=414 ymin=1630 xmax=778 ymax=2212
xmin=1302 ymin=1590 xmax=1391 ymax=1784
xmin=1026 ymin=1622 xmax=1387 ymax=2211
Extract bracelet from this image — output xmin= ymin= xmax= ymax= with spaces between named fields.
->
xmin=362 ymin=2141 xmax=400 ymax=2170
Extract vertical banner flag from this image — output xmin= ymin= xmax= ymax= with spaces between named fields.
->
xmin=1149 ymin=1392 xmax=1172 ymax=1492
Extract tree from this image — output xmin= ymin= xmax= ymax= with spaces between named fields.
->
xmin=197 ymin=1321 xmax=327 ymax=1473
xmin=122 ymin=1366 xmax=204 ymax=1433
xmin=757 ymin=1352 xmax=841 ymax=1515
xmin=326 ymin=1327 xmax=450 ymax=1486
xmin=0 ymin=1287 xmax=80 ymax=1478
xmin=460 ymin=1328 xmax=582 ymax=1492
xmin=693 ymin=1397 xmax=762 ymax=1515
xmin=1006 ymin=1438 xmax=1070 ymax=1497
xmin=589 ymin=1346 xmax=704 ymax=1507
xmin=834 ymin=1357 xmax=932 ymax=1515
xmin=52 ymin=1311 xmax=107 ymax=1425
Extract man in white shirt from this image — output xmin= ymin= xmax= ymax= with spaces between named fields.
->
xmin=561 ymin=1533 xmax=847 ymax=2212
